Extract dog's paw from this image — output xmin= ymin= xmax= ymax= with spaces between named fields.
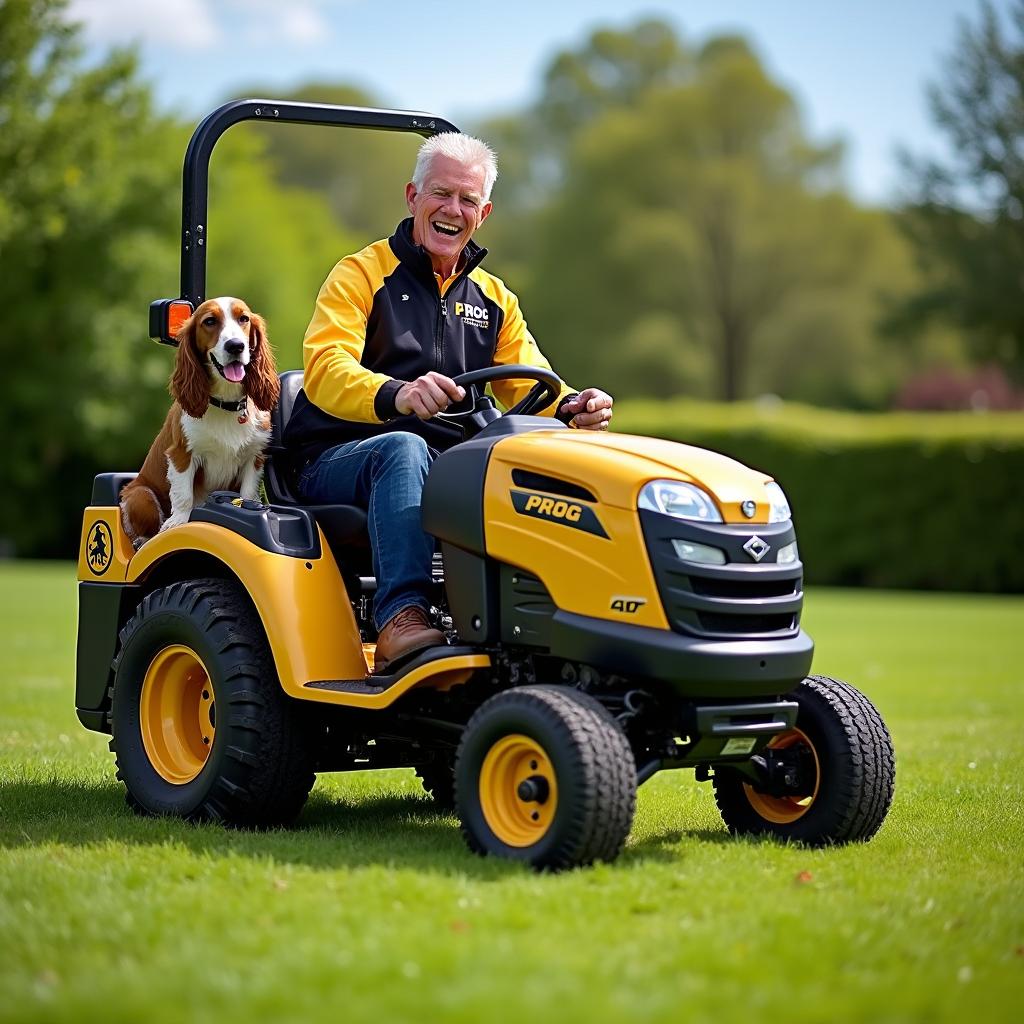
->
xmin=160 ymin=514 xmax=189 ymax=532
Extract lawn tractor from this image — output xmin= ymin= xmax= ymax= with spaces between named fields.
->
xmin=75 ymin=100 xmax=894 ymax=870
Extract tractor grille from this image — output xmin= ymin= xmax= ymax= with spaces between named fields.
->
xmin=697 ymin=609 xmax=797 ymax=634
xmin=639 ymin=511 xmax=803 ymax=640
xmin=689 ymin=575 xmax=797 ymax=600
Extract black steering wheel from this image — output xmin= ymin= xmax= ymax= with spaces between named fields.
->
xmin=436 ymin=364 xmax=564 ymax=437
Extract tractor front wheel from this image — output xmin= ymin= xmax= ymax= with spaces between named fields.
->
xmin=713 ymin=675 xmax=895 ymax=845
xmin=455 ymin=686 xmax=636 ymax=870
xmin=110 ymin=578 xmax=316 ymax=826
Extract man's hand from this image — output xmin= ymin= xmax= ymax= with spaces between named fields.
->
xmin=395 ymin=372 xmax=466 ymax=420
xmin=559 ymin=387 xmax=613 ymax=430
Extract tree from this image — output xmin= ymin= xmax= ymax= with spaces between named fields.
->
xmin=206 ymin=128 xmax=360 ymax=371
xmin=896 ymin=0 xmax=1024 ymax=379
xmin=0 ymin=0 xmax=183 ymax=555
xmin=474 ymin=20 xmax=694 ymax=282
xmin=536 ymin=18 xmax=694 ymax=153
xmin=238 ymin=83 xmax=424 ymax=241
xmin=520 ymin=31 xmax=906 ymax=403
xmin=0 ymin=1 xmax=357 ymax=556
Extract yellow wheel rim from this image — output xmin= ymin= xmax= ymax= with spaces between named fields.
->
xmin=743 ymin=727 xmax=820 ymax=824
xmin=479 ymin=734 xmax=558 ymax=847
xmin=139 ymin=645 xmax=215 ymax=784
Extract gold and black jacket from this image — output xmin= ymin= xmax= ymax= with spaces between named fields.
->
xmin=283 ymin=218 xmax=575 ymax=463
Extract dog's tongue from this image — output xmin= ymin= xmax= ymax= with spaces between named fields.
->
xmin=224 ymin=362 xmax=245 ymax=383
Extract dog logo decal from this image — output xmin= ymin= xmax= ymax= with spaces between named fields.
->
xmin=86 ymin=521 xmax=114 ymax=575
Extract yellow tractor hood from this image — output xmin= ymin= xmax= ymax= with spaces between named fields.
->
xmin=491 ymin=429 xmax=775 ymax=523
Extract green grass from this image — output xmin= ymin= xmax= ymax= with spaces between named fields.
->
xmin=2 ymin=562 xmax=1022 ymax=1023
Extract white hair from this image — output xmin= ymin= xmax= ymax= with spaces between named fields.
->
xmin=412 ymin=133 xmax=498 ymax=202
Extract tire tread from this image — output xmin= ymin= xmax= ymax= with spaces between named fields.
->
xmin=110 ymin=578 xmax=316 ymax=827
xmin=456 ymin=685 xmax=636 ymax=870
xmin=712 ymin=674 xmax=894 ymax=845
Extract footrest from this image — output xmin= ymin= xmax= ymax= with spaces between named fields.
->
xmin=303 ymin=648 xmax=491 ymax=708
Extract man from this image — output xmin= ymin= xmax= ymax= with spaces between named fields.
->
xmin=284 ymin=132 xmax=613 ymax=673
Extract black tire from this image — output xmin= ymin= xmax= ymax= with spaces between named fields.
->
xmin=416 ymin=753 xmax=456 ymax=812
xmin=110 ymin=578 xmax=316 ymax=826
xmin=455 ymin=686 xmax=636 ymax=870
xmin=713 ymin=674 xmax=895 ymax=845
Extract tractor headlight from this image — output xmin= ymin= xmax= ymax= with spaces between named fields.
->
xmin=639 ymin=480 xmax=723 ymax=523
xmin=777 ymin=541 xmax=799 ymax=564
xmin=672 ymin=539 xmax=727 ymax=565
xmin=765 ymin=482 xmax=792 ymax=523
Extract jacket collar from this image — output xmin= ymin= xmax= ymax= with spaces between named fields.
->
xmin=389 ymin=217 xmax=488 ymax=282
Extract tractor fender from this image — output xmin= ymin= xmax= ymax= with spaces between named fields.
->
xmin=126 ymin=522 xmax=367 ymax=694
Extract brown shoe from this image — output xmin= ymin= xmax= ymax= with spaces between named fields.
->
xmin=374 ymin=606 xmax=445 ymax=675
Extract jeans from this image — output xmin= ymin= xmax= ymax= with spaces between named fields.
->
xmin=297 ymin=432 xmax=435 ymax=630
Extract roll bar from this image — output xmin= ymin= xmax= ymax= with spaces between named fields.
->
xmin=178 ymin=98 xmax=459 ymax=308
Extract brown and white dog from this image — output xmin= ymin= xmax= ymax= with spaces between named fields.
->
xmin=120 ymin=297 xmax=280 ymax=548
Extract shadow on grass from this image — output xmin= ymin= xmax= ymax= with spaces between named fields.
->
xmin=622 ymin=827 xmax=733 ymax=865
xmin=0 ymin=776 xmax=518 ymax=878
xmin=0 ymin=776 xmax=736 ymax=875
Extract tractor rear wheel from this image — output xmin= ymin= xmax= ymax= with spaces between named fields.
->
xmin=713 ymin=675 xmax=895 ymax=845
xmin=110 ymin=578 xmax=316 ymax=826
xmin=455 ymin=686 xmax=636 ymax=870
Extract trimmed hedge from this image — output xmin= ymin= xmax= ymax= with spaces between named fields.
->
xmin=614 ymin=400 xmax=1024 ymax=593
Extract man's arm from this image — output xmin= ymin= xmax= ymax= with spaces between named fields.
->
xmin=302 ymin=256 xmax=397 ymax=423
xmin=305 ymin=253 xmax=468 ymax=423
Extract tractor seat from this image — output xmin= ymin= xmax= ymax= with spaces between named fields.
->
xmin=264 ymin=369 xmax=369 ymax=551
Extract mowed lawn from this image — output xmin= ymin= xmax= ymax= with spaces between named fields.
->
xmin=1 ymin=562 xmax=1021 ymax=1024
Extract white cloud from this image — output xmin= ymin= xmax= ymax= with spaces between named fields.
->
xmin=222 ymin=0 xmax=335 ymax=46
xmin=281 ymin=5 xmax=329 ymax=45
xmin=67 ymin=0 xmax=221 ymax=49
xmin=68 ymin=0 xmax=340 ymax=52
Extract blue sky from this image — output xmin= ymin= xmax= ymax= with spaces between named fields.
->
xmin=67 ymin=0 xmax=1001 ymax=204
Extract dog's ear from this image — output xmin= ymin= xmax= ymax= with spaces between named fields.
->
xmin=170 ymin=312 xmax=209 ymax=418
xmin=245 ymin=311 xmax=280 ymax=412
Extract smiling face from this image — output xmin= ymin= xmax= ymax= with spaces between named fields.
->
xmin=406 ymin=153 xmax=493 ymax=280
xmin=191 ymin=297 xmax=255 ymax=387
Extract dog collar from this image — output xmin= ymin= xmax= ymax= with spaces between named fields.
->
xmin=208 ymin=396 xmax=248 ymax=413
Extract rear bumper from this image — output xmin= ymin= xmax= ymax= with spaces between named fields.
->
xmin=76 ymin=580 xmax=142 ymax=732
xmin=550 ymin=610 xmax=814 ymax=697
